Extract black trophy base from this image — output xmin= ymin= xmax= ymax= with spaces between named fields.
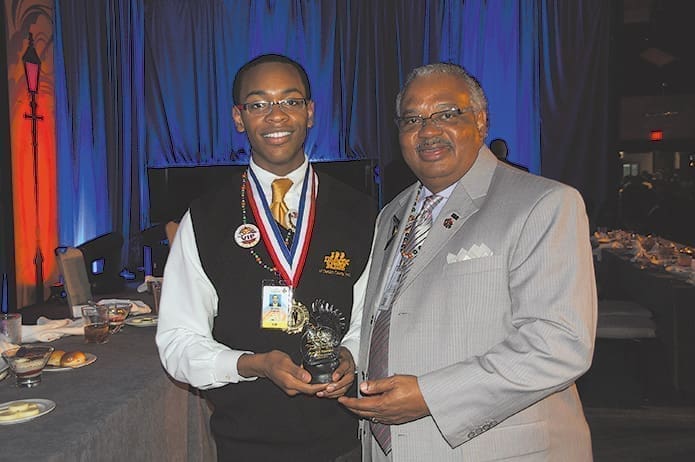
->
xmin=304 ymin=359 xmax=340 ymax=384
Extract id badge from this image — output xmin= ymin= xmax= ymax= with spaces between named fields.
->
xmin=261 ymin=281 xmax=292 ymax=330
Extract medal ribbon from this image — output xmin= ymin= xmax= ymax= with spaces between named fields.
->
xmin=246 ymin=164 xmax=317 ymax=287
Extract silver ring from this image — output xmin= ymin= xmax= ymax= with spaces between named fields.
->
xmin=370 ymin=417 xmax=379 ymax=424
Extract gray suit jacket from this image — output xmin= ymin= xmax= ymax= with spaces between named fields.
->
xmin=358 ymin=147 xmax=596 ymax=461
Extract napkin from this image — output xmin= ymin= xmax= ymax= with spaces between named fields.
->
xmin=22 ymin=317 xmax=85 ymax=343
xmin=137 ymin=275 xmax=163 ymax=293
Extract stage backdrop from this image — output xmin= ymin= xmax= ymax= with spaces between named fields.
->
xmin=5 ymin=0 xmax=613 ymax=309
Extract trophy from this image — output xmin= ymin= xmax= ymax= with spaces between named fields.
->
xmin=300 ymin=299 xmax=347 ymax=384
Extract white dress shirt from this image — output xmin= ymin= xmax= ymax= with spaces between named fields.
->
xmin=155 ymin=155 xmax=366 ymax=389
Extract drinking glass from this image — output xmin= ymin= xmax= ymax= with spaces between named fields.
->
xmin=81 ymin=305 xmax=110 ymax=344
xmin=104 ymin=302 xmax=131 ymax=333
xmin=147 ymin=280 xmax=162 ymax=314
xmin=0 ymin=313 xmax=22 ymax=344
xmin=2 ymin=345 xmax=54 ymax=388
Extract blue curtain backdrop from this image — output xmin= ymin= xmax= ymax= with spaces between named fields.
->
xmin=144 ymin=0 xmax=539 ymax=173
xmin=51 ymin=0 xmax=613 ymax=269
xmin=54 ymin=0 xmax=147 ymax=263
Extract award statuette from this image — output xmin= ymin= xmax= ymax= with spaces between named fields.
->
xmin=300 ymin=299 xmax=347 ymax=384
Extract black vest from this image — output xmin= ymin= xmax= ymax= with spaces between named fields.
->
xmin=191 ymin=170 xmax=376 ymax=461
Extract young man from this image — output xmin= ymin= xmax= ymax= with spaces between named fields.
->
xmin=156 ymin=54 xmax=375 ymax=461
xmin=340 ymin=63 xmax=597 ymax=461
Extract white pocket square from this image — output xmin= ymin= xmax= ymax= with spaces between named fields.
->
xmin=447 ymin=244 xmax=494 ymax=263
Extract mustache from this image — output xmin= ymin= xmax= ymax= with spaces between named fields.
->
xmin=416 ymin=138 xmax=452 ymax=152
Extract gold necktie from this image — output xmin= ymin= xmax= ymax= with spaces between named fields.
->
xmin=270 ymin=178 xmax=293 ymax=229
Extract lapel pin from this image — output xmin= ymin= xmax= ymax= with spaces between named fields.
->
xmin=443 ymin=213 xmax=459 ymax=229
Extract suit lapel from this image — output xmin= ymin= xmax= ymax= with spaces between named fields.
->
xmin=398 ymin=147 xmax=499 ymax=294
xmin=367 ymin=184 xmax=419 ymax=311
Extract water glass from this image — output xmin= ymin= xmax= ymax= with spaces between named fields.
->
xmin=0 ymin=313 xmax=22 ymax=345
xmin=105 ymin=302 xmax=131 ymax=333
xmin=147 ymin=280 xmax=162 ymax=314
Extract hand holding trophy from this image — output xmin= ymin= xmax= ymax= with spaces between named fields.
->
xmin=300 ymin=299 xmax=346 ymax=384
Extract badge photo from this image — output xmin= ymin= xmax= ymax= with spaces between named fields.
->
xmin=260 ymin=284 xmax=291 ymax=330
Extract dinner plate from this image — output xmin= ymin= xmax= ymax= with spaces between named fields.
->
xmin=0 ymin=399 xmax=56 ymax=425
xmin=125 ymin=315 xmax=158 ymax=327
xmin=665 ymin=265 xmax=693 ymax=274
xmin=44 ymin=353 xmax=97 ymax=372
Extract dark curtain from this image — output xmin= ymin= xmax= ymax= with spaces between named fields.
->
xmin=0 ymin=3 xmax=16 ymax=312
xmin=51 ymin=0 xmax=612 ymax=269
xmin=539 ymin=0 xmax=618 ymax=226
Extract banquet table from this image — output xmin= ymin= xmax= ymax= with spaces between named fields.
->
xmin=0 ymin=323 xmax=216 ymax=461
xmin=18 ymin=282 xmax=147 ymax=325
xmin=597 ymin=246 xmax=695 ymax=394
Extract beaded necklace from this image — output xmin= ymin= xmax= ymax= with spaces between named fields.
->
xmin=240 ymin=171 xmax=294 ymax=274
xmin=399 ymin=185 xmax=424 ymax=259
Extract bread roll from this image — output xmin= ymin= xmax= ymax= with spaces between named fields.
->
xmin=60 ymin=351 xmax=87 ymax=367
xmin=48 ymin=350 xmax=66 ymax=367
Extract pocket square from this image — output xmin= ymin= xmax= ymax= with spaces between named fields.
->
xmin=447 ymin=243 xmax=494 ymax=263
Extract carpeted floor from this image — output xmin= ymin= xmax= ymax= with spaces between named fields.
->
xmin=579 ymin=338 xmax=695 ymax=461
xmin=585 ymin=405 xmax=695 ymax=461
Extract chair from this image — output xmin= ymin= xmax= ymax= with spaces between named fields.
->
xmin=55 ymin=247 xmax=93 ymax=311
xmin=596 ymin=299 xmax=656 ymax=340
xmin=488 ymin=138 xmax=529 ymax=172
xmin=141 ymin=222 xmax=178 ymax=278
xmin=579 ymin=299 xmax=658 ymax=407
xmin=76 ymin=231 xmax=125 ymax=294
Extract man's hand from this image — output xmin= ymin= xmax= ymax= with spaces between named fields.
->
xmin=338 ymin=374 xmax=430 ymax=425
xmin=238 ymin=350 xmax=326 ymax=396
xmin=316 ymin=347 xmax=356 ymax=398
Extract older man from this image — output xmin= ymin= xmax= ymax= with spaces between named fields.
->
xmin=340 ymin=63 xmax=597 ymax=461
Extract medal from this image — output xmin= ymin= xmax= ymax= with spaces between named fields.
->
xmin=234 ymin=223 xmax=261 ymax=248
xmin=287 ymin=300 xmax=309 ymax=334
xmin=246 ymin=164 xmax=317 ymax=287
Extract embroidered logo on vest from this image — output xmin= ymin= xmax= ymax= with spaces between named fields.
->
xmin=320 ymin=251 xmax=351 ymax=277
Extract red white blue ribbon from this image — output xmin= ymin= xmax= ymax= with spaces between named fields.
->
xmin=246 ymin=164 xmax=317 ymax=287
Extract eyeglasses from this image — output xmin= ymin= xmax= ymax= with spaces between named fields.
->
xmin=236 ymin=98 xmax=308 ymax=116
xmin=395 ymin=107 xmax=474 ymax=132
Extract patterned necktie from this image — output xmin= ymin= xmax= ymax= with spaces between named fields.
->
xmin=367 ymin=193 xmax=443 ymax=454
xmin=270 ymin=178 xmax=293 ymax=229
